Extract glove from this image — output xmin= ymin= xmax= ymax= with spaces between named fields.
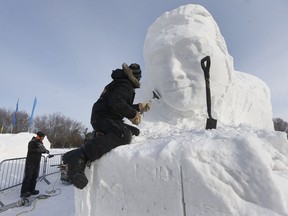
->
xmin=129 ymin=112 xmax=141 ymax=125
xmin=139 ymin=101 xmax=152 ymax=113
xmin=48 ymin=154 xmax=54 ymax=158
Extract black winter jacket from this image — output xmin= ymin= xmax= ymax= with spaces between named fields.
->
xmin=26 ymin=137 xmax=48 ymax=165
xmin=91 ymin=69 xmax=140 ymax=128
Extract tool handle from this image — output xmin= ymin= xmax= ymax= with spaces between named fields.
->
xmin=201 ymin=56 xmax=212 ymax=119
xmin=201 ymin=56 xmax=211 ymax=80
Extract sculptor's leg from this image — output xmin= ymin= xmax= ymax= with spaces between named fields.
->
xmin=62 ymin=147 xmax=89 ymax=189
xmin=62 ymin=128 xmax=132 ymax=189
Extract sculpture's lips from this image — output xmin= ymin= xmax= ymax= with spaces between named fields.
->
xmin=163 ymin=83 xmax=193 ymax=93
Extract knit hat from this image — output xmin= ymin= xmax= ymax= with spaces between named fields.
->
xmin=122 ymin=63 xmax=141 ymax=88
xmin=129 ymin=63 xmax=142 ymax=80
xmin=36 ymin=131 xmax=45 ymax=138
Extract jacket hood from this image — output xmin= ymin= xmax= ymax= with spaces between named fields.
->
xmin=111 ymin=69 xmax=126 ymax=79
xmin=111 ymin=64 xmax=141 ymax=88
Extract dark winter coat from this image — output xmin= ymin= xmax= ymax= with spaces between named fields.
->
xmin=90 ymin=68 xmax=140 ymax=130
xmin=84 ymin=67 xmax=142 ymax=162
xmin=21 ymin=137 xmax=48 ymax=195
xmin=25 ymin=137 xmax=48 ymax=165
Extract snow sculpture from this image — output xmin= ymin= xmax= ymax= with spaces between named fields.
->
xmin=143 ymin=4 xmax=273 ymax=130
xmin=75 ymin=5 xmax=288 ymax=216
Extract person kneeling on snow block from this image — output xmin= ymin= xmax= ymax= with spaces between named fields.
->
xmin=62 ymin=63 xmax=151 ymax=189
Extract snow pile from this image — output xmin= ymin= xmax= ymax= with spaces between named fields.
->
xmin=77 ymin=123 xmax=288 ymax=216
xmin=0 ymin=132 xmax=50 ymax=162
xmin=143 ymin=4 xmax=273 ymax=130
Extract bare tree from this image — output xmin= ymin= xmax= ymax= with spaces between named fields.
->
xmin=13 ymin=111 xmax=29 ymax=133
xmin=33 ymin=112 xmax=87 ymax=148
xmin=1 ymin=108 xmax=88 ymax=147
xmin=0 ymin=108 xmax=29 ymax=133
xmin=0 ymin=108 xmax=11 ymax=133
xmin=273 ymin=118 xmax=288 ymax=139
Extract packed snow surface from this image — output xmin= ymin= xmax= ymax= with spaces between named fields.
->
xmin=77 ymin=122 xmax=288 ymax=216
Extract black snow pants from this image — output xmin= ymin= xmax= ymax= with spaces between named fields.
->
xmin=83 ymin=119 xmax=138 ymax=162
xmin=21 ymin=163 xmax=40 ymax=194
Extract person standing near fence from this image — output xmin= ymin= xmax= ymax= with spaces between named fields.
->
xmin=20 ymin=131 xmax=49 ymax=198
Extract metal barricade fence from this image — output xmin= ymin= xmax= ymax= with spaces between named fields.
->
xmin=0 ymin=154 xmax=63 ymax=192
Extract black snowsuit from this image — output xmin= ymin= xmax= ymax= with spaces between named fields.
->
xmin=83 ymin=68 xmax=140 ymax=162
xmin=21 ymin=137 xmax=48 ymax=195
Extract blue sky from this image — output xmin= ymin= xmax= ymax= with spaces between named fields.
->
xmin=1 ymin=0 xmax=287 ymax=129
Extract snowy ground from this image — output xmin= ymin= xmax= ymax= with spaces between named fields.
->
xmin=0 ymin=133 xmax=75 ymax=216
xmin=0 ymin=173 xmax=75 ymax=216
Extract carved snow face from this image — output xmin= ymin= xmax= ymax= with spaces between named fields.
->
xmin=144 ymin=5 xmax=233 ymax=113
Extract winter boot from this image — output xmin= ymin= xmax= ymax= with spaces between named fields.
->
xmin=62 ymin=148 xmax=89 ymax=189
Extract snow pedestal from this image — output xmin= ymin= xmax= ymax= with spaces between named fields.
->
xmin=75 ymin=127 xmax=288 ymax=216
